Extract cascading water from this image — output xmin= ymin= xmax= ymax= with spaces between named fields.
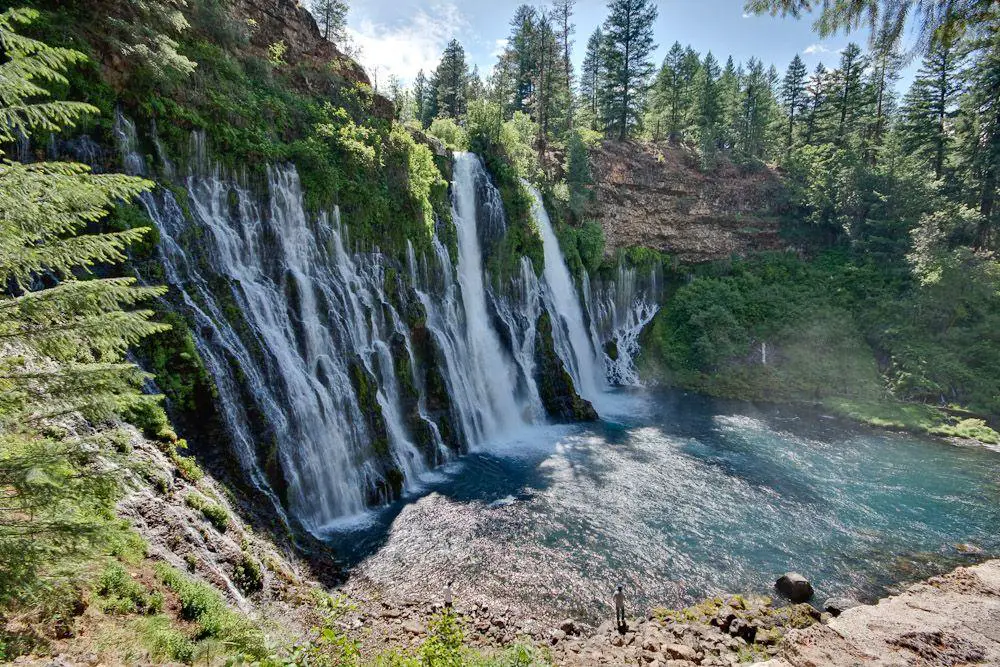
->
xmin=583 ymin=264 xmax=661 ymax=386
xmin=527 ymin=186 xmax=607 ymax=403
xmin=116 ymin=117 xmax=630 ymax=530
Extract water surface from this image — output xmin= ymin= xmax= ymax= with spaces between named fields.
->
xmin=333 ymin=390 xmax=1000 ymax=620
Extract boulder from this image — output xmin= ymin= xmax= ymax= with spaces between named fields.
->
xmin=775 ymin=572 xmax=814 ymax=603
xmin=823 ymin=597 xmax=860 ymax=617
xmin=550 ymin=629 xmax=567 ymax=644
xmin=663 ymin=643 xmax=698 ymax=661
xmin=560 ymin=618 xmax=578 ymax=635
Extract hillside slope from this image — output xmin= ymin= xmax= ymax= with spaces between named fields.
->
xmin=589 ymin=141 xmax=786 ymax=262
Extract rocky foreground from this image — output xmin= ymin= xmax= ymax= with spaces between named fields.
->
xmin=349 ymin=560 xmax=1000 ymax=666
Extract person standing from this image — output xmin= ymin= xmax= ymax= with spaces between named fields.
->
xmin=443 ymin=580 xmax=454 ymax=609
xmin=613 ymin=585 xmax=626 ymax=627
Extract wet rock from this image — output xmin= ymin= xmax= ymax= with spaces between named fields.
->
xmin=775 ymin=572 xmax=814 ymax=603
xmin=823 ymin=596 xmax=860 ymax=617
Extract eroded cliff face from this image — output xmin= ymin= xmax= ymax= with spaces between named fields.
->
xmin=589 ymin=142 xmax=786 ymax=263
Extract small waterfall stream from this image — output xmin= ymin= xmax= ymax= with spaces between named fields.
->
xmin=116 ymin=119 xmax=659 ymax=532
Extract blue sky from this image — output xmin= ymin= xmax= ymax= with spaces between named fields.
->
xmin=345 ymin=0 xmax=920 ymax=92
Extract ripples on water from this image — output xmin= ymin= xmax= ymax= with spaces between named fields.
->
xmin=330 ymin=390 xmax=1000 ymax=621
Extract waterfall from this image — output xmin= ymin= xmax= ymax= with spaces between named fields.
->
xmin=583 ymin=264 xmax=661 ymax=387
xmin=116 ymin=117 xmax=625 ymax=530
xmin=527 ymin=186 xmax=607 ymax=402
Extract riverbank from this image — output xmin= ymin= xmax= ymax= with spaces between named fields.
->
xmin=338 ymin=559 xmax=1000 ymax=665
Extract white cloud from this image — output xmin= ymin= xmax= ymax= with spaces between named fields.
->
xmin=491 ymin=38 xmax=509 ymax=58
xmin=803 ymin=43 xmax=831 ymax=55
xmin=347 ymin=2 xmax=469 ymax=86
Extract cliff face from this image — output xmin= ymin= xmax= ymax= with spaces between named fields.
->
xmin=589 ymin=142 xmax=787 ymax=263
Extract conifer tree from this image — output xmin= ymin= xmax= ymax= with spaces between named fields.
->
xmin=551 ymin=0 xmax=576 ymax=131
xmin=434 ymin=39 xmax=469 ymax=120
xmin=866 ymin=34 xmax=903 ymax=162
xmin=802 ymin=63 xmax=831 ymax=145
xmin=831 ymin=43 xmax=869 ymax=141
xmin=599 ymin=0 xmax=658 ymax=140
xmin=717 ymin=57 xmax=743 ymax=150
xmin=580 ymin=28 xmax=605 ymax=131
xmin=692 ymin=51 xmax=722 ymax=153
xmin=900 ymin=34 xmax=963 ymax=178
xmin=955 ymin=17 xmax=1000 ymax=247
xmin=0 ymin=8 xmax=167 ymax=601
xmin=781 ymin=54 xmax=808 ymax=156
xmin=413 ymin=69 xmax=427 ymax=127
xmin=310 ymin=0 xmax=348 ymax=43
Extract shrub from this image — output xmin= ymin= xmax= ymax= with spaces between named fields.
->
xmin=184 ymin=493 xmax=229 ymax=532
xmin=154 ymin=563 xmax=267 ymax=659
xmin=96 ymin=563 xmax=163 ymax=615
xmin=427 ymin=117 xmax=468 ymax=150
xmin=138 ymin=615 xmax=196 ymax=664
xmin=232 ymin=553 xmax=263 ymax=594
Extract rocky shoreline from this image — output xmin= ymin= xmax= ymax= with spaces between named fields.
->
xmin=342 ymin=561 xmax=1000 ymax=666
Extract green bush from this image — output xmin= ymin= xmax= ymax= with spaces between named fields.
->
xmin=138 ymin=615 xmax=196 ymax=664
xmin=427 ymin=117 xmax=468 ymax=150
xmin=232 ymin=552 xmax=263 ymax=594
xmin=154 ymin=563 xmax=267 ymax=659
xmin=184 ymin=493 xmax=229 ymax=532
xmin=96 ymin=563 xmax=163 ymax=615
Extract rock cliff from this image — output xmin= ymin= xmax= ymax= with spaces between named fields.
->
xmin=589 ymin=142 xmax=786 ymax=263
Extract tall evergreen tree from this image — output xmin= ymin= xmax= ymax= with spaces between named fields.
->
xmin=413 ymin=69 xmax=427 ymax=127
xmin=434 ymin=39 xmax=469 ymax=119
xmin=736 ymin=58 xmax=779 ymax=161
xmin=599 ymin=0 xmax=658 ymax=140
xmin=310 ymin=0 xmax=348 ymax=43
xmin=831 ymin=43 xmax=869 ymax=141
xmin=505 ymin=5 xmax=539 ymax=116
xmin=866 ymin=34 xmax=903 ymax=162
xmin=802 ymin=63 xmax=832 ymax=145
xmin=693 ymin=51 xmax=722 ymax=150
xmin=551 ymin=0 xmax=576 ymax=131
xmin=900 ymin=33 xmax=963 ymax=177
xmin=580 ymin=27 xmax=605 ymax=131
xmin=0 ymin=8 xmax=168 ymax=600
xmin=956 ymin=17 xmax=1000 ymax=247
xmin=781 ymin=54 xmax=808 ymax=156
xmin=717 ymin=56 xmax=743 ymax=150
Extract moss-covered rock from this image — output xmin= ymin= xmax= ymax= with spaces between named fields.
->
xmin=534 ymin=312 xmax=598 ymax=422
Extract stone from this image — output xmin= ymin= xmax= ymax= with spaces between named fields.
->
xmin=611 ymin=634 xmax=625 ymax=647
xmin=381 ymin=607 xmax=402 ymax=619
xmin=550 ymin=629 xmax=567 ymax=644
xmin=560 ymin=618 xmax=578 ymax=635
xmin=823 ymin=596 xmax=860 ymax=617
xmin=775 ymin=572 xmax=814 ymax=603
xmin=663 ymin=643 xmax=698 ymax=661
xmin=492 ymin=617 xmax=506 ymax=629
xmin=403 ymin=620 xmax=423 ymax=635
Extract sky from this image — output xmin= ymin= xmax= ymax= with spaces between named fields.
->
xmin=345 ymin=0 xmax=922 ymax=93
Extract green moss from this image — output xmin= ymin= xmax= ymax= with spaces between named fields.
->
xmin=232 ymin=552 xmax=263 ymax=595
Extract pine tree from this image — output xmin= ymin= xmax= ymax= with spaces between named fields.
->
xmin=802 ymin=63 xmax=832 ymax=145
xmin=413 ymin=69 xmax=427 ymax=127
xmin=865 ymin=34 xmax=903 ymax=163
xmin=692 ymin=51 xmax=722 ymax=152
xmin=831 ymin=43 xmax=869 ymax=142
xmin=506 ymin=5 xmax=539 ymax=116
xmin=434 ymin=39 xmax=469 ymax=120
xmin=781 ymin=54 xmax=808 ymax=156
xmin=736 ymin=58 xmax=778 ymax=161
xmin=717 ymin=56 xmax=742 ymax=150
xmin=956 ymin=17 xmax=1000 ymax=247
xmin=310 ymin=0 xmax=348 ymax=43
xmin=0 ymin=8 xmax=167 ymax=601
xmin=599 ymin=0 xmax=658 ymax=140
xmin=551 ymin=0 xmax=576 ymax=131
xmin=580 ymin=28 xmax=605 ymax=131
xmin=900 ymin=34 xmax=963 ymax=178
